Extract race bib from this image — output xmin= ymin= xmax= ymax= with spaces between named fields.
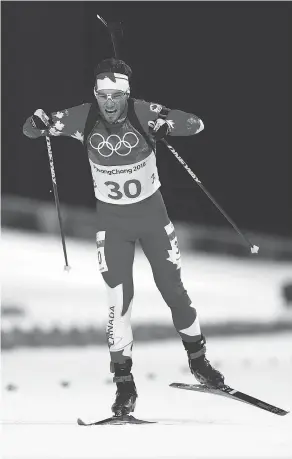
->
xmin=96 ymin=231 xmax=108 ymax=273
xmin=89 ymin=152 xmax=161 ymax=204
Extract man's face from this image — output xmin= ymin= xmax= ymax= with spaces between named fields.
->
xmin=95 ymin=88 xmax=128 ymax=123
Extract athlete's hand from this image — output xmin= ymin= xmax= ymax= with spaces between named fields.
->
xmin=148 ymin=118 xmax=172 ymax=141
xmin=31 ymin=109 xmax=53 ymax=130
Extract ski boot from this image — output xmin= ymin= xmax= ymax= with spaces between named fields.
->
xmin=183 ymin=335 xmax=225 ymax=388
xmin=111 ymin=359 xmax=138 ymax=416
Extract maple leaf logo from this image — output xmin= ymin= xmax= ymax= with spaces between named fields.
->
xmin=55 ymin=121 xmax=65 ymax=131
xmin=71 ymin=131 xmax=84 ymax=142
xmin=48 ymin=127 xmax=62 ymax=136
xmin=166 ymin=243 xmax=181 ymax=270
xmin=167 ymin=250 xmax=178 ymax=265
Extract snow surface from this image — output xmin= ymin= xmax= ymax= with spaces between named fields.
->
xmin=2 ymin=230 xmax=292 ymax=457
xmin=2 ymin=230 xmax=292 ymax=330
xmin=2 ymin=333 xmax=292 ymax=459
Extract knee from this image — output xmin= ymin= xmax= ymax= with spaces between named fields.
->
xmin=102 ymin=272 xmax=121 ymax=289
xmin=103 ymin=282 xmax=134 ymax=318
xmin=102 ymin=269 xmax=134 ymax=292
xmin=156 ymin=277 xmax=191 ymax=306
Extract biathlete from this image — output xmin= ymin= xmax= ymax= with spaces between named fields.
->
xmin=23 ymin=58 xmax=225 ymax=416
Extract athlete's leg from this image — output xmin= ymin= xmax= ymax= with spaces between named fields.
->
xmin=139 ymin=220 xmax=201 ymax=343
xmin=140 ymin=217 xmax=225 ymax=387
xmin=96 ymin=229 xmax=135 ymax=370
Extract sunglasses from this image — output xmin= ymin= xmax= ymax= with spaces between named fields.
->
xmin=95 ymin=90 xmax=128 ymax=101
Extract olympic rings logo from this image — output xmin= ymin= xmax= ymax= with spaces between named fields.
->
xmin=89 ymin=132 xmax=139 ymax=157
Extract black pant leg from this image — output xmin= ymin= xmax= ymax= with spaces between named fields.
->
xmin=139 ymin=220 xmax=202 ymax=343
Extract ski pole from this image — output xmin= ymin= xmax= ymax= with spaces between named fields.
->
xmin=45 ymin=135 xmax=71 ymax=271
xmin=34 ymin=110 xmax=71 ymax=271
xmin=96 ymin=14 xmax=123 ymax=59
xmin=161 ymin=139 xmax=259 ymax=254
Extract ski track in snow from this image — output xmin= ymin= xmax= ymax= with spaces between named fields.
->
xmin=2 ymin=334 xmax=292 ymax=459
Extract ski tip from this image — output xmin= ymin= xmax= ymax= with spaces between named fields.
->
xmin=170 ymin=382 xmax=187 ymax=389
xmin=278 ymin=410 xmax=290 ymax=416
xmin=169 ymin=382 xmax=190 ymax=388
xmin=77 ymin=418 xmax=86 ymax=426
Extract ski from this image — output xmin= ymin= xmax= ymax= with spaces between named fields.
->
xmin=77 ymin=415 xmax=156 ymax=426
xmin=170 ymin=383 xmax=289 ymax=416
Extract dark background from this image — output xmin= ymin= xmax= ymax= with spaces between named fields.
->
xmin=2 ymin=1 xmax=291 ymax=236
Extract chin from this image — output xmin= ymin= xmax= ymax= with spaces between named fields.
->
xmin=103 ymin=112 xmax=119 ymax=123
xmin=107 ymin=117 xmax=118 ymax=124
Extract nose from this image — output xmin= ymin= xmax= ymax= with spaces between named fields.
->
xmin=105 ymin=96 xmax=115 ymax=108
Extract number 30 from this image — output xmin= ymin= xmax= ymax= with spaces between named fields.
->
xmin=105 ymin=180 xmax=142 ymax=200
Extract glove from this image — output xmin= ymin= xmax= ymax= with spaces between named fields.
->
xmin=31 ymin=109 xmax=53 ymax=130
xmin=148 ymin=118 xmax=172 ymax=141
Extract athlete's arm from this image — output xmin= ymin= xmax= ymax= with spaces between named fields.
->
xmin=23 ymin=103 xmax=91 ymax=142
xmin=166 ymin=109 xmax=204 ymax=136
xmin=133 ymin=99 xmax=204 ymax=138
